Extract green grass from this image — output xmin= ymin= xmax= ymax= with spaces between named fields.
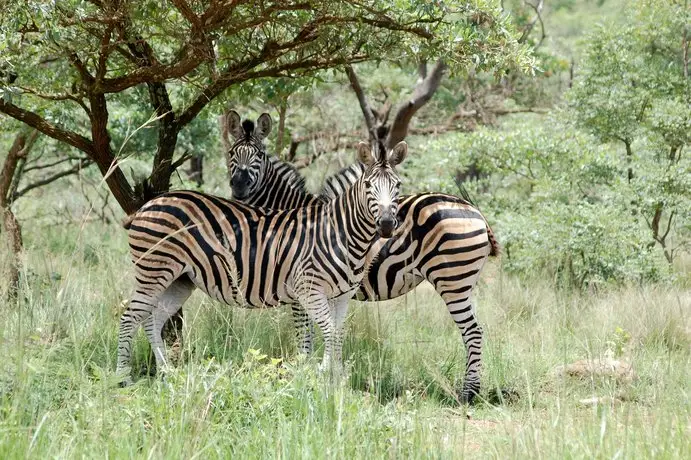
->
xmin=1 ymin=221 xmax=689 ymax=459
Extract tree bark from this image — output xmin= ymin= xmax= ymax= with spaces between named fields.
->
xmin=276 ymin=102 xmax=288 ymax=155
xmin=345 ymin=65 xmax=379 ymax=145
xmin=624 ymin=139 xmax=633 ymax=183
xmin=88 ymin=93 xmax=141 ymax=214
xmin=1 ymin=129 xmax=38 ymax=301
xmin=386 ymin=60 xmax=447 ymax=149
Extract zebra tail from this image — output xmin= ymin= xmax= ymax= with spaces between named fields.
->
xmin=486 ymin=224 xmax=500 ymax=257
xmin=122 ymin=178 xmax=167 ymax=230
xmin=455 ymin=180 xmax=500 ymax=257
xmin=122 ymin=214 xmax=136 ymax=230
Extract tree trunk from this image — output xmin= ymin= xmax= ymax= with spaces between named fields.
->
xmin=624 ymin=139 xmax=633 ymax=183
xmin=276 ymin=102 xmax=288 ymax=156
xmin=2 ymin=208 xmax=23 ymax=300
xmin=188 ymin=155 xmax=204 ymax=186
xmin=1 ymin=129 xmax=38 ymax=301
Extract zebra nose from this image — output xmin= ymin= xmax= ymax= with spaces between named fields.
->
xmin=231 ymin=169 xmax=250 ymax=187
xmin=378 ymin=217 xmax=396 ymax=238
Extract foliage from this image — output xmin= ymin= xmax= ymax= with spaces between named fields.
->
xmin=401 ymin=0 xmax=690 ymax=287
xmin=567 ymin=0 xmax=690 ymax=264
xmin=0 ymin=0 xmax=534 ymax=213
xmin=406 ymin=111 xmax=688 ymax=287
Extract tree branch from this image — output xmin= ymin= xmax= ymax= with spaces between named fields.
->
xmin=178 ymin=53 xmax=370 ymax=128
xmin=345 ymin=64 xmax=378 ymax=144
xmin=519 ymin=0 xmax=545 ymax=49
xmin=385 ymin=59 xmax=446 ymax=148
xmin=0 ymin=100 xmax=95 ymax=155
xmin=14 ymin=158 xmax=94 ymax=199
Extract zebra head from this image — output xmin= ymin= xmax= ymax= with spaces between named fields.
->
xmin=225 ymin=111 xmax=272 ymax=200
xmin=357 ymin=141 xmax=407 ymax=238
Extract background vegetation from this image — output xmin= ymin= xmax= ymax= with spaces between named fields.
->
xmin=1 ymin=0 xmax=689 ymax=458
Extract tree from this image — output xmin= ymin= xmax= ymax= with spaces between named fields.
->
xmin=0 ymin=0 xmax=533 ymax=215
xmin=568 ymin=0 xmax=690 ymax=263
xmin=0 ymin=125 xmax=94 ymax=300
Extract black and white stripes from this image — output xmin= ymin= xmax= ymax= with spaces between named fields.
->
xmin=115 ymin=140 xmax=407 ymax=385
xmin=221 ymin=112 xmax=498 ymax=403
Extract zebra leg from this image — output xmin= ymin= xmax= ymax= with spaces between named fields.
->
xmin=143 ymin=280 xmax=195 ymax=376
xmin=435 ymin=282 xmax=483 ymax=404
xmin=158 ymin=279 xmax=195 ymax=366
xmin=116 ymin=293 xmax=156 ymax=387
xmin=330 ymin=293 xmax=351 ymax=375
xmin=291 ymin=305 xmax=315 ymax=355
xmin=300 ymin=292 xmax=340 ymax=373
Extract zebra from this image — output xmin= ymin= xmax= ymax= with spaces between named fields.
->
xmin=115 ymin=140 xmax=408 ymax=385
xmin=225 ymin=111 xmax=313 ymax=209
xmin=223 ymin=111 xmax=498 ymax=403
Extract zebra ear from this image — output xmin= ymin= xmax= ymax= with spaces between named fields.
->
xmin=255 ymin=113 xmax=272 ymax=139
xmin=388 ymin=141 xmax=408 ymax=167
xmin=227 ymin=110 xmax=244 ymax=140
xmin=357 ymin=142 xmax=375 ymax=166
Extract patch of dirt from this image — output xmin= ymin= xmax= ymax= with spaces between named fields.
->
xmin=554 ymin=353 xmax=637 ymax=382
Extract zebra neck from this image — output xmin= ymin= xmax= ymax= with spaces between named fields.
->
xmin=332 ymin=180 xmax=377 ymax=262
xmin=321 ymin=161 xmax=367 ymax=199
xmin=243 ymin=157 xmax=315 ymax=209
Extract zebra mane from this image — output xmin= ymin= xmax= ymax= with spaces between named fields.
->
xmin=241 ymin=119 xmax=255 ymax=139
xmin=267 ymin=156 xmax=308 ymax=194
xmin=320 ymin=162 xmax=367 ymax=199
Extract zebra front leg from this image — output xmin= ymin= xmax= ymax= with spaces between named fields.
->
xmin=299 ymin=292 xmax=341 ymax=373
xmin=291 ymin=305 xmax=315 ymax=355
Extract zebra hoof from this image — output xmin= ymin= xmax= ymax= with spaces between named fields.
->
xmin=460 ymin=383 xmax=480 ymax=405
xmin=460 ymin=390 xmax=479 ymax=405
xmin=118 ymin=377 xmax=134 ymax=388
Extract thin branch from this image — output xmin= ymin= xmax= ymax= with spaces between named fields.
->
xmin=14 ymin=159 xmax=94 ymax=199
xmin=345 ymin=65 xmax=378 ymax=144
xmin=660 ymin=210 xmax=676 ymax=242
xmin=170 ymin=151 xmax=193 ymax=171
xmin=23 ymin=156 xmax=85 ymax=173
xmin=178 ymin=53 xmax=370 ymax=128
xmin=170 ymin=0 xmax=201 ymax=28
xmin=519 ymin=0 xmax=545 ymax=46
xmin=0 ymin=100 xmax=95 ymax=155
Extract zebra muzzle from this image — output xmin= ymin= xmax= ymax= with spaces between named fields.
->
xmin=230 ymin=169 xmax=251 ymax=199
xmin=377 ymin=216 xmax=397 ymax=238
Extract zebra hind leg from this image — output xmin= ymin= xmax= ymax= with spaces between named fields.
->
xmin=143 ymin=279 xmax=195 ymax=378
xmin=436 ymin=283 xmax=484 ymax=404
xmin=291 ymin=305 xmax=315 ymax=355
xmin=116 ymin=293 xmax=157 ymax=387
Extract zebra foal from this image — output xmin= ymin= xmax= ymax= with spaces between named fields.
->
xmin=115 ymin=140 xmax=407 ymax=385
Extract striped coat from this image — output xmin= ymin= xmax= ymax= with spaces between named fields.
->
xmin=116 ymin=141 xmax=407 ymax=385
xmin=223 ymin=113 xmax=497 ymax=403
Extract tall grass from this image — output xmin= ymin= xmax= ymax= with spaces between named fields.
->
xmin=1 ymin=220 xmax=689 ymax=458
